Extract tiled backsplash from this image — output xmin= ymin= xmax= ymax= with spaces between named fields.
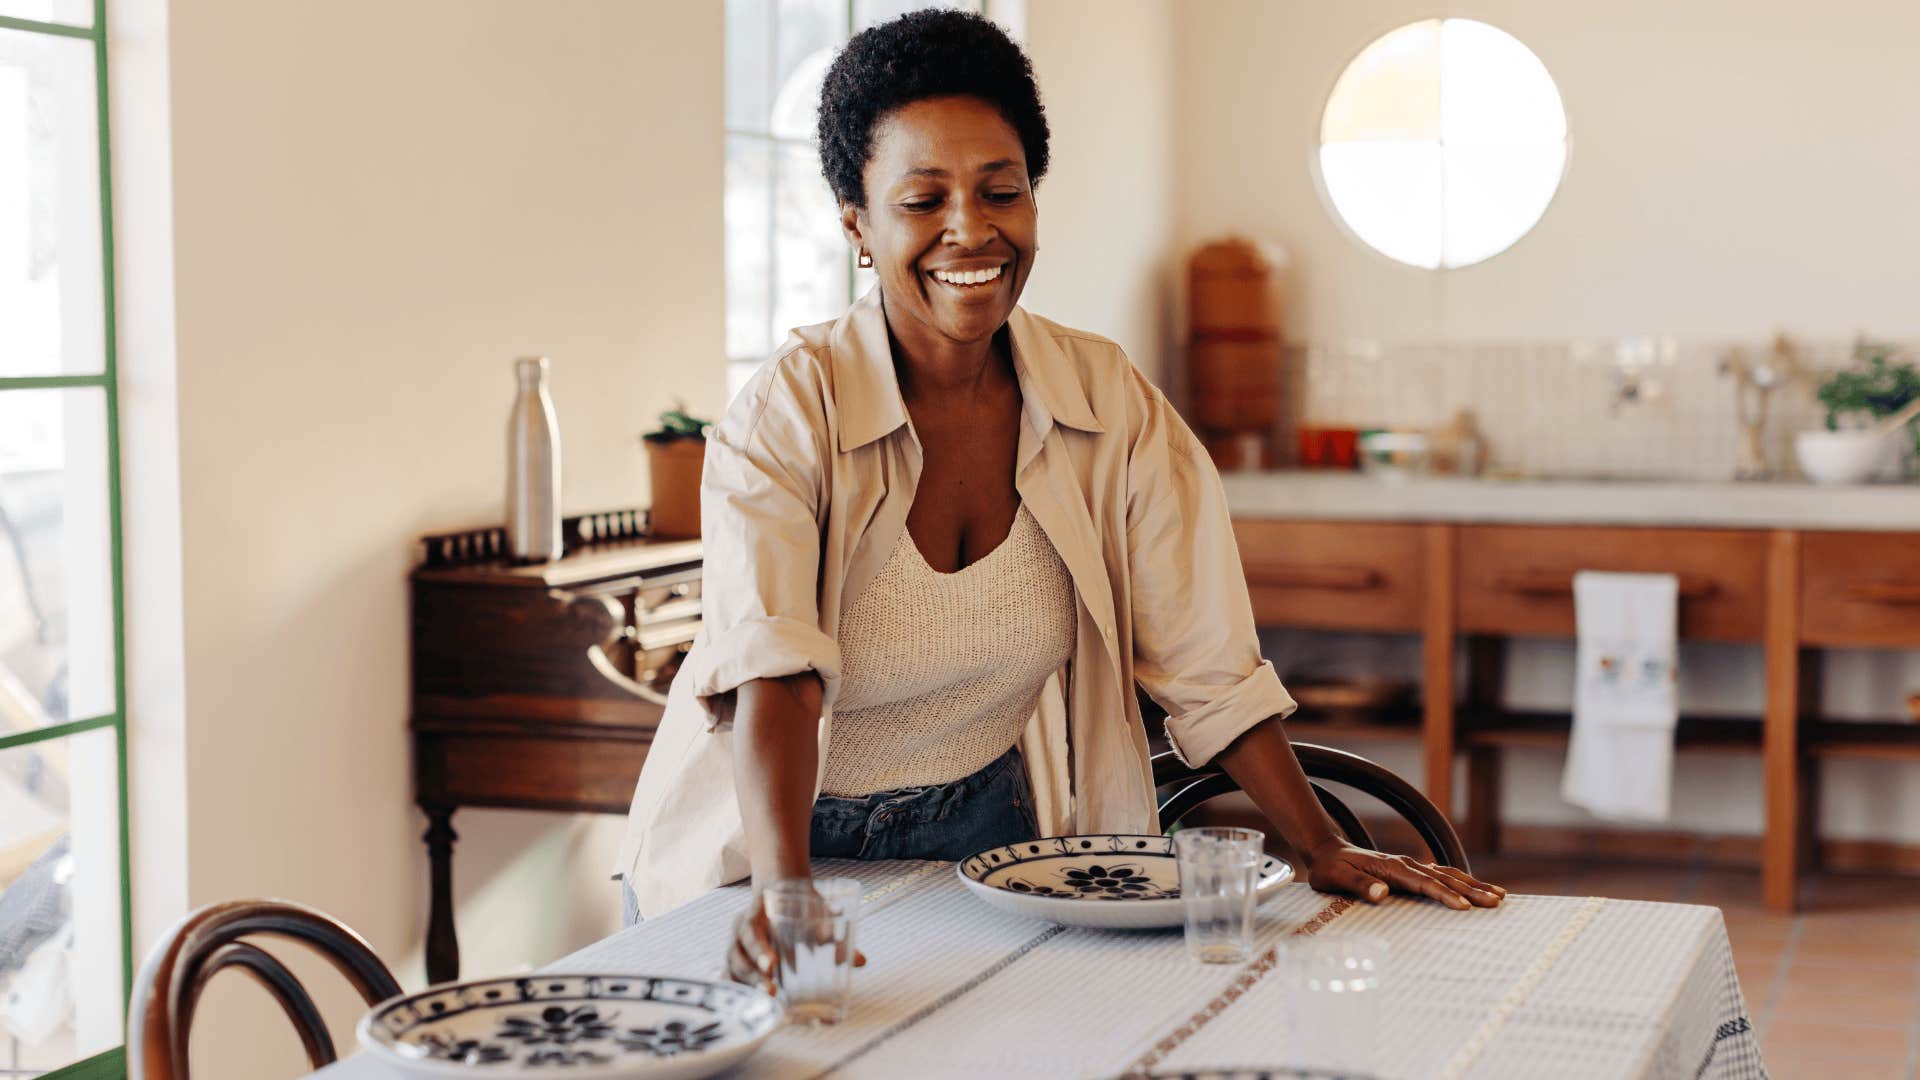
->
xmin=1274 ymin=337 xmax=1916 ymax=482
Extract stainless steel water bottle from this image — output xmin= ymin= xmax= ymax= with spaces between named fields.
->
xmin=506 ymin=356 xmax=561 ymax=561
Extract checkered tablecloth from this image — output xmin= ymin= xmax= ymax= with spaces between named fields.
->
xmin=314 ymin=860 xmax=1764 ymax=1079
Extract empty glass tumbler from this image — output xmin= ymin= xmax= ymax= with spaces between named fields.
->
xmin=762 ymin=877 xmax=862 ymax=1024
xmin=1283 ymin=933 xmax=1389 ymax=1074
xmin=1174 ymin=826 xmax=1265 ymax=963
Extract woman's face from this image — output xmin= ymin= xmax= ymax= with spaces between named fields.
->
xmin=842 ymin=95 xmax=1038 ymax=350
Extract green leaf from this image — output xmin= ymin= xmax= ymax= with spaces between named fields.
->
xmin=642 ymin=400 xmax=714 ymax=441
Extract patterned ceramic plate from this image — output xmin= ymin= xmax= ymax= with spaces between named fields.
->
xmin=1113 ymin=1060 xmax=1367 ymax=1068
xmin=355 ymin=973 xmax=782 ymax=1078
xmin=957 ymin=834 xmax=1293 ymax=929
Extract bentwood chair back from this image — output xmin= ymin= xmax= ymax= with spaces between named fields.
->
xmin=128 ymin=899 xmax=401 ymax=1080
xmin=1153 ymin=742 xmax=1472 ymax=872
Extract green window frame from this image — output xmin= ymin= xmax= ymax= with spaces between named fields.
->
xmin=0 ymin=1 xmax=132 ymax=1077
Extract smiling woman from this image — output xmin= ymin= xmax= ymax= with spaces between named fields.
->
xmin=615 ymin=8 xmax=1505 ymax=992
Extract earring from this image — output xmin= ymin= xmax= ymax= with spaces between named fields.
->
xmin=857 ymin=251 xmax=872 ymax=269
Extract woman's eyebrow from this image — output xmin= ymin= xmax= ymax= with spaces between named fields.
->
xmin=897 ymin=159 xmax=1021 ymax=181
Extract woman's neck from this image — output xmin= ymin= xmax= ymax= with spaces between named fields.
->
xmin=881 ymin=295 xmax=1011 ymax=402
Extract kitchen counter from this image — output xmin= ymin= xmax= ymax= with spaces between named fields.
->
xmin=1221 ymin=470 xmax=1920 ymax=532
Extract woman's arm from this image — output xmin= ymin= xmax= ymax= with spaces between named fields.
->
xmin=1215 ymin=718 xmax=1504 ymax=909
xmin=727 ymin=670 xmax=840 ymax=993
xmin=733 ymin=672 xmax=825 ymax=887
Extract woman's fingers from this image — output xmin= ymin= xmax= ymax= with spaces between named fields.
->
xmin=1378 ymin=857 xmax=1475 ymax=910
xmin=1318 ymin=857 xmax=1391 ymax=903
xmin=727 ymin=912 xmax=779 ymax=995
xmin=1427 ymin=863 xmax=1506 ymax=906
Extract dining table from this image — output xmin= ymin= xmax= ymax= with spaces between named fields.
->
xmin=313 ymin=858 xmax=1766 ymax=1079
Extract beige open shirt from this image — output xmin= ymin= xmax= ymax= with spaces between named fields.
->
xmin=615 ymin=288 xmax=1297 ymax=918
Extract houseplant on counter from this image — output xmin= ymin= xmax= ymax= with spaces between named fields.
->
xmin=642 ymin=404 xmax=712 ymax=539
xmin=1795 ymin=341 xmax=1920 ymax=484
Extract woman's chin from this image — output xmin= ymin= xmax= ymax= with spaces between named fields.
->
xmin=929 ymin=301 xmax=1013 ymax=343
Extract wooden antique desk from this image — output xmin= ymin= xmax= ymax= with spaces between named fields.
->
xmin=410 ymin=510 xmax=701 ymax=983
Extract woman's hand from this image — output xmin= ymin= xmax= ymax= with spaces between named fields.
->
xmin=1302 ymin=835 xmax=1506 ymax=910
xmin=726 ymin=903 xmax=781 ymax=995
xmin=724 ymin=887 xmax=868 ymax=994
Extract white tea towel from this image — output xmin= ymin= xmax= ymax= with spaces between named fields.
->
xmin=1561 ymin=571 xmax=1679 ymax=822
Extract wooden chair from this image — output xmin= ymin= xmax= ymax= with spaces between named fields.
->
xmin=1153 ymin=742 xmax=1472 ymax=872
xmin=128 ymin=900 xmax=402 ymax=1080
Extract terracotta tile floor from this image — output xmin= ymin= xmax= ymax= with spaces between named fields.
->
xmin=1474 ymin=853 xmax=1920 ymax=1079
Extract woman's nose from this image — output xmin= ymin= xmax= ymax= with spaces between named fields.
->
xmin=941 ymin=196 xmax=995 ymax=249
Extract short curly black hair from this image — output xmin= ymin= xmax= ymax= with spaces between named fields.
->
xmin=817 ymin=9 xmax=1049 ymax=209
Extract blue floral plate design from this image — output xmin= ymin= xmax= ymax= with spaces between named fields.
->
xmin=957 ymin=834 xmax=1293 ymax=929
xmin=356 ymin=973 xmax=782 ymax=1079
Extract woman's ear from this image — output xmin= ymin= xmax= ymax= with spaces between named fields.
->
xmin=839 ymin=203 xmax=865 ymax=255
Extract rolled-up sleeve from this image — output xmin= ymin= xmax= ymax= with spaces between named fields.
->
xmin=679 ymin=355 xmax=841 ymax=730
xmin=1124 ymin=379 xmax=1296 ymax=766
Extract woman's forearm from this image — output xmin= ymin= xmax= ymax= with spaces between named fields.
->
xmin=1212 ymin=716 xmax=1345 ymax=864
xmin=733 ymin=673 xmax=825 ymax=888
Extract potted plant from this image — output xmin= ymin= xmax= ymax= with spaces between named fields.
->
xmin=1795 ymin=341 xmax=1920 ymax=484
xmin=642 ymin=404 xmax=712 ymax=539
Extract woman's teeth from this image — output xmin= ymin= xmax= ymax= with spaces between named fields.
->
xmin=930 ymin=265 xmax=1004 ymax=286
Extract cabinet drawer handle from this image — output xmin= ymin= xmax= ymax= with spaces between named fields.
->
xmin=1844 ymin=583 xmax=1920 ymax=605
xmin=1494 ymin=570 xmax=1719 ymax=600
xmin=1247 ymin=564 xmax=1383 ymax=591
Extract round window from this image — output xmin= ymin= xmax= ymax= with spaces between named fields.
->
xmin=1317 ymin=18 xmax=1568 ymax=270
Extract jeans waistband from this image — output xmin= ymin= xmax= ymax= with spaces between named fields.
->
xmin=812 ymin=746 xmax=1023 ymax=827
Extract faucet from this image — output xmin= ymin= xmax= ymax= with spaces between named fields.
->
xmin=1610 ymin=337 xmax=1672 ymax=414
xmin=1719 ymin=333 xmax=1811 ymax=481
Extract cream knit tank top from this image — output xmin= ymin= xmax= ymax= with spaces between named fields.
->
xmin=820 ymin=504 xmax=1077 ymax=796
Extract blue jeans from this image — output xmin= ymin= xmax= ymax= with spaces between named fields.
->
xmin=808 ymin=746 xmax=1038 ymax=861
xmin=620 ymin=747 xmax=1036 ymax=927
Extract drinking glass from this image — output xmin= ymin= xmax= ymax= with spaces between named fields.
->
xmin=762 ymin=877 xmax=861 ymax=1024
xmin=1283 ymin=933 xmax=1389 ymax=1074
xmin=1174 ymin=826 xmax=1265 ymax=963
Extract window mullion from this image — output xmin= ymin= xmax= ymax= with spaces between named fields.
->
xmin=0 ymin=12 xmax=96 ymax=39
xmin=0 ymin=374 xmax=112 ymax=391
xmin=0 ymin=714 xmax=118 ymax=753
xmin=92 ymin=0 xmax=134 ymax=1007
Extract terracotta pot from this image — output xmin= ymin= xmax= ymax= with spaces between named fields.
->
xmin=645 ymin=436 xmax=705 ymax=539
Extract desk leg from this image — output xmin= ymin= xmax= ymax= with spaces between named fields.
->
xmin=424 ymin=807 xmax=460 ymax=984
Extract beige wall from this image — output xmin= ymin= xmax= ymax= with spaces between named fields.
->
xmin=124 ymin=2 xmax=723 ymax=1075
xmin=1022 ymin=0 xmax=1177 ymax=382
xmin=1175 ymin=0 xmax=1920 ymax=343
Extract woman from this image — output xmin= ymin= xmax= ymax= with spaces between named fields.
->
xmin=615 ymin=9 xmax=1503 ymax=981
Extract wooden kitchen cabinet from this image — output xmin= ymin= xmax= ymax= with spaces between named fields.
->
xmin=1800 ymin=531 xmax=1920 ymax=648
xmin=1233 ymin=520 xmax=1425 ymax=631
xmin=1234 ymin=515 xmax=1920 ymax=914
xmin=1456 ymin=525 xmax=1769 ymax=642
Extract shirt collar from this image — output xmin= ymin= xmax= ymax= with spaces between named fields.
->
xmin=829 ymin=286 xmax=1106 ymax=454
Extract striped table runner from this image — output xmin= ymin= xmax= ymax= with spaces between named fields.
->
xmin=312 ymin=859 xmax=1764 ymax=1079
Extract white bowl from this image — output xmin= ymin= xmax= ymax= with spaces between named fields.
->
xmin=957 ymin=834 xmax=1294 ymax=930
xmin=1795 ymin=430 xmax=1896 ymax=485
